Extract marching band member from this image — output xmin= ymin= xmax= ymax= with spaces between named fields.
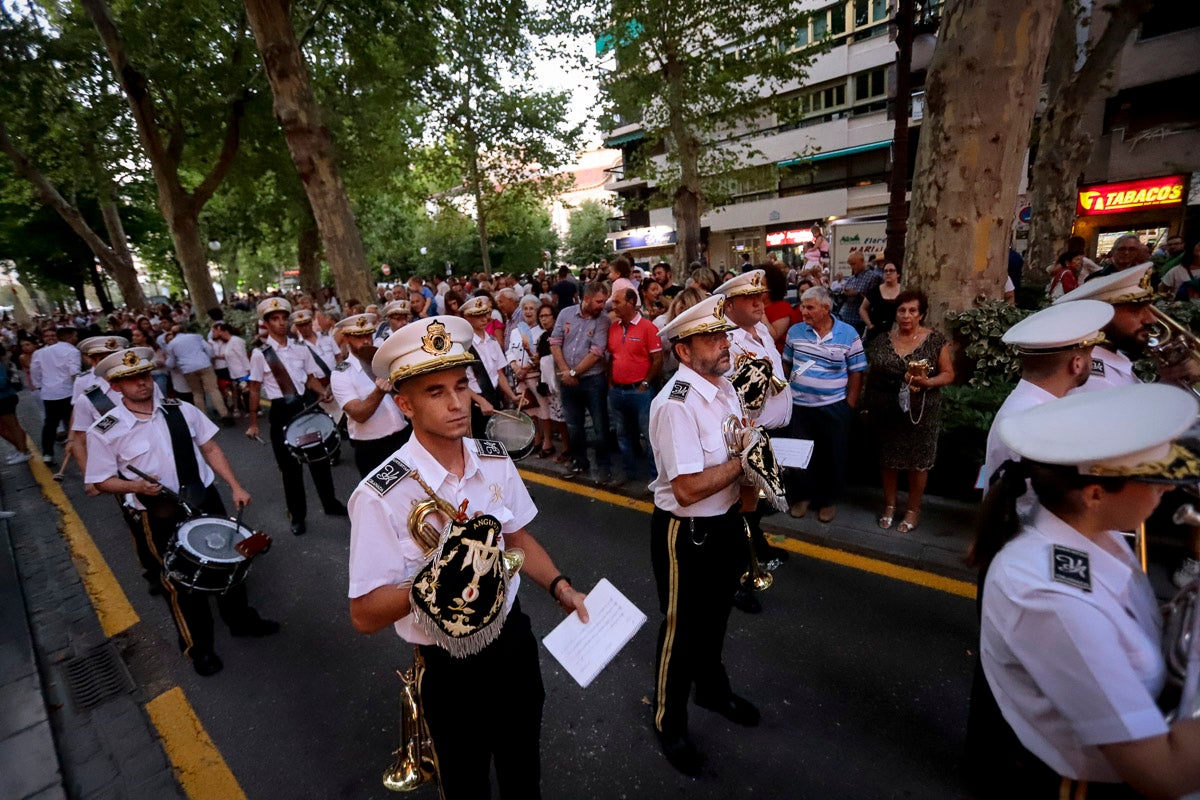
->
xmin=85 ymin=348 xmax=278 ymax=677
xmin=715 ymin=269 xmax=793 ymax=614
xmin=329 ymin=313 xmax=410 ymax=477
xmin=647 ymin=294 xmax=760 ymax=776
xmin=68 ymin=335 xmax=129 ymax=490
xmin=292 ymin=307 xmax=342 ymax=427
xmin=1054 ymin=263 xmax=1155 ymax=392
xmin=373 ymin=298 xmax=410 ymax=346
xmin=347 ymin=314 xmax=588 ymax=799
xmin=461 ymin=295 xmax=513 ymax=437
xmin=245 ymin=297 xmax=346 ymax=536
xmin=970 ymin=384 xmax=1200 ymax=799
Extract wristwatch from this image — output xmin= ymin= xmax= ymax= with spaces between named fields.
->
xmin=569 ymin=368 xmax=577 ymax=378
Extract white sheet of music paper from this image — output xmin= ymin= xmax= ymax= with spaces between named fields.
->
xmin=542 ymin=578 xmax=646 ymax=688
xmin=768 ymin=437 xmax=815 ymax=469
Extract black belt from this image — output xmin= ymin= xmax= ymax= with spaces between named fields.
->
xmin=654 ymin=504 xmax=740 ymax=545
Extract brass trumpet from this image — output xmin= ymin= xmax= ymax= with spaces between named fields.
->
xmin=406 ymin=470 xmax=525 ymax=576
xmin=382 ymin=655 xmax=436 ymax=792
xmin=1145 ymin=306 xmax=1200 ymax=399
xmin=741 ymin=518 xmax=773 ymax=591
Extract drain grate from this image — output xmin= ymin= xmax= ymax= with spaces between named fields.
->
xmin=61 ymin=642 xmax=135 ymax=711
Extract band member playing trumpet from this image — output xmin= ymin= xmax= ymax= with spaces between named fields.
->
xmin=716 ymin=269 xmax=793 ymax=614
xmin=647 ymin=295 xmax=760 ymax=776
xmin=1055 ymin=262 xmax=1155 ymax=392
xmin=970 ymin=384 xmax=1200 ymax=799
xmin=85 ymin=348 xmax=278 ymax=677
xmin=347 ymin=315 xmax=588 ymax=800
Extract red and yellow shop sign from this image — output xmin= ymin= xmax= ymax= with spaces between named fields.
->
xmin=1076 ymin=175 xmax=1185 ymax=216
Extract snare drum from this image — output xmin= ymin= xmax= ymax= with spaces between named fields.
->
xmin=484 ymin=410 xmax=537 ymax=460
xmin=164 ymin=517 xmax=252 ymax=593
xmin=283 ymin=410 xmax=341 ymax=463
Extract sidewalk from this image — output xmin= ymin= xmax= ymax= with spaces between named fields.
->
xmin=0 ymin=417 xmax=184 ymax=799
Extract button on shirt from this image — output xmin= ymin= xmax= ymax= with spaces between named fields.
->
xmin=783 ymin=319 xmax=867 ymax=406
xmin=608 ymin=313 xmax=661 ymax=385
xmin=164 ymin=333 xmax=215 ymax=375
xmin=550 ymin=306 xmax=610 ymax=378
xmin=330 ymin=357 xmax=408 ymax=441
xmin=346 ymin=435 xmax=536 ymax=645
xmin=31 ymin=341 xmax=81 ymax=401
xmin=727 ymin=323 xmax=793 ymax=431
xmin=981 ymin=506 xmax=1168 ymax=782
xmin=248 ymin=337 xmax=321 ymax=400
xmin=648 ymin=364 xmax=741 ymax=517
xmin=1069 ymin=346 xmax=1138 ymax=394
xmin=85 ymin=401 xmax=219 ymax=511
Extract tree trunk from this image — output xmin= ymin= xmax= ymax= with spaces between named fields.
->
xmin=168 ymin=208 xmax=220 ymax=317
xmin=903 ymin=0 xmax=1057 ymax=326
xmin=89 ymin=259 xmax=114 ymax=313
xmin=666 ymin=58 xmax=702 ymax=269
xmin=98 ymin=200 xmax=148 ymax=308
xmin=884 ymin=0 xmax=913 ymax=268
xmin=297 ymin=211 xmax=321 ymax=293
xmin=242 ymin=0 xmax=374 ymax=304
xmin=73 ymin=276 xmax=88 ymax=314
xmin=1025 ymin=0 xmax=1151 ymax=283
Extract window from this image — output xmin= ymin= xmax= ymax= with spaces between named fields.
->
xmin=830 ymin=3 xmax=847 ymax=35
xmin=853 ymin=0 xmax=890 ymax=28
xmin=853 ymin=68 xmax=886 ymax=101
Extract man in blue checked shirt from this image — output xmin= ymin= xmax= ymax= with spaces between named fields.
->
xmin=782 ymin=286 xmax=867 ymax=523
xmin=834 ymin=251 xmax=881 ymax=333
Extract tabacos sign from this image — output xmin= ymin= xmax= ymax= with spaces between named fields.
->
xmin=1076 ymin=175 xmax=1185 ymax=216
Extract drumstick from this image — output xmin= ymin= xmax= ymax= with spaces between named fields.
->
xmin=126 ymin=465 xmax=197 ymax=517
xmin=491 ymin=409 xmax=526 ymax=422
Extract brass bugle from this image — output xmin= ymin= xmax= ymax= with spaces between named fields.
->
xmin=406 ymin=471 xmax=524 ymax=577
xmin=741 ymin=518 xmax=773 ymax=592
xmin=1146 ymin=307 xmax=1200 ymax=400
xmin=382 ymin=660 xmax=436 ymax=792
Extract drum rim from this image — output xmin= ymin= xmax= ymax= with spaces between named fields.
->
xmin=175 ymin=517 xmax=249 ymax=563
xmin=283 ymin=410 xmax=337 ymax=444
xmin=485 ymin=411 xmax=536 ymax=458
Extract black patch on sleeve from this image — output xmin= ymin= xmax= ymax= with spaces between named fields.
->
xmin=162 ymin=397 xmax=181 ymax=406
xmin=1091 ymin=358 xmax=1105 ymax=377
xmin=1051 ymin=545 xmax=1092 ymax=592
xmin=475 ymin=439 xmax=509 ymax=458
xmin=366 ymin=457 xmax=411 ymax=496
xmin=334 ymin=361 xmax=350 ymax=372
xmin=95 ymin=414 xmax=118 ymax=433
xmin=669 ymin=381 xmax=691 ymax=402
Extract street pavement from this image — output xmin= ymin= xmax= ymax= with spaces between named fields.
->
xmin=4 ymin=394 xmax=983 ymax=799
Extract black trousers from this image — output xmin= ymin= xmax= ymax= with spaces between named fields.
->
xmin=351 ymin=428 xmax=411 ymax=478
xmin=118 ymin=497 xmax=160 ymax=587
xmin=785 ymin=400 xmax=852 ymax=508
xmin=140 ymin=486 xmax=255 ymax=659
xmin=418 ymin=602 xmax=544 ymax=800
xmin=41 ymin=396 xmax=72 ymax=455
xmin=268 ymin=395 xmax=339 ymax=522
xmin=651 ymin=505 xmax=742 ymax=737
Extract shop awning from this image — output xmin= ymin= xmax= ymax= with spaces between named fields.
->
xmin=603 ymin=129 xmax=646 ymax=149
xmin=777 ymin=140 xmax=892 ymax=168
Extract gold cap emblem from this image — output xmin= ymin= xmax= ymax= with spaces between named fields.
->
xmin=421 ymin=321 xmax=453 ymax=355
xmin=122 ymin=351 xmax=140 ymax=367
xmin=713 ymin=296 xmax=725 ymax=320
xmin=105 ymin=338 xmax=117 ymax=350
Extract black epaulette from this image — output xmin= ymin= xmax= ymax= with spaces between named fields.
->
xmin=334 ymin=361 xmax=351 ymax=372
xmin=474 ymin=439 xmax=509 ymax=458
xmin=1051 ymin=545 xmax=1091 ymax=592
xmin=366 ymin=457 xmax=411 ymax=496
xmin=94 ymin=414 xmax=118 ymax=433
xmin=162 ymin=398 xmax=181 ymax=406
xmin=669 ymin=381 xmax=691 ymax=402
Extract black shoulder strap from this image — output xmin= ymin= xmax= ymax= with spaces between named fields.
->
xmin=262 ymin=342 xmax=299 ymax=400
xmin=468 ymin=345 xmax=501 ymax=405
xmin=158 ymin=402 xmax=207 ymax=509
xmin=83 ymin=384 xmax=115 ymax=415
xmin=303 ymin=342 xmax=331 ymax=377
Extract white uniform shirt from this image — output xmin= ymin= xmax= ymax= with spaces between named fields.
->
xmin=981 ymin=506 xmax=1168 ymax=782
xmin=221 ymin=336 xmax=251 ymax=380
xmin=30 ymin=341 xmax=81 ymax=400
xmin=346 ymin=435 xmax=536 ymax=645
xmin=467 ymin=332 xmax=508 ymax=396
xmin=507 ymin=324 xmax=545 ymax=370
xmin=298 ymin=333 xmax=338 ymax=376
xmin=981 ymin=379 xmax=1057 ymax=487
xmin=329 ymin=357 xmax=408 ymax=441
xmin=1070 ymin=346 xmax=1138 ymax=394
xmin=727 ymin=322 xmax=793 ymax=431
xmin=648 ymin=363 xmax=742 ymax=517
xmin=70 ymin=372 xmax=118 ymax=432
xmin=85 ymin=400 xmax=219 ymax=511
xmin=248 ymin=337 xmax=321 ymax=400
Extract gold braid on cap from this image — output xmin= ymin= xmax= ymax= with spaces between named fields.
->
xmin=1084 ymin=444 xmax=1200 ymax=483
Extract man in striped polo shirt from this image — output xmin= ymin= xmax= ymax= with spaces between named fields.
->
xmin=782 ymin=286 xmax=867 ymax=523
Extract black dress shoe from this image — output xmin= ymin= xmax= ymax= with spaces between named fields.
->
xmin=731 ymin=586 xmax=762 ymax=614
xmin=324 ymin=503 xmax=348 ymax=517
xmin=192 ymin=651 xmax=224 ymax=677
xmin=229 ymin=616 xmax=281 ymax=637
xmin=695 ymin=692 xmax=760 ymax=727
xmin=657 ymin=731 xmax=703 ymax=776
xmin=291 ymin=521 xmax=307 ymax=536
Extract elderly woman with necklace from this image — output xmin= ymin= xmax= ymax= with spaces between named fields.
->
xmin=863 ymin=290 xmax=954 ymax=533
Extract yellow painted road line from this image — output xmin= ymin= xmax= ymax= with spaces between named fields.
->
xmin=146 ymin=687 xmax=247 ymax=800
xmin=518 ymin=467 xmax=976 ymax=600
xmin=27 ymin=437 xmax=139 ymax=636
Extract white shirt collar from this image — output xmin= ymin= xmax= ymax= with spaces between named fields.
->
xmin=674 ymin=363 xmax=719 ymax=401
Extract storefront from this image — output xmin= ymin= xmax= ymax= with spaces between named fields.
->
xmin=607 ymin=225 xmax=677 ymax=268
xmin=1072 ymin=174 xmax=1188 ymax=258
xmin=764 ymin=225 xmax=816 ymax=265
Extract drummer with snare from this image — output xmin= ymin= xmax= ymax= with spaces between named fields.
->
xmin=461 ymin=295 xmax=517 ymax=438
xmin=245 ymin=297 xmax=347 ymax=536
xmin=85 ymin=348 xmax=279 ymax=677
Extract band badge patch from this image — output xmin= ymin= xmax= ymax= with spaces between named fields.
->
xmin=1051 ymin=544 xmax=1092 ymax=592
xmin=367 ymin=457 xmax=412 ymax=496
xmin=1091 ymin=358 xmax=1105 ymax=377
xmin=475 ymin=439 xmax=509 ymax=458
xmin=162 ymin=398 xmax=180 ymax=406
xmin=669 ymin=381 xmax=691 ymax=402
xmin=95 ymin=414 xmax=118 ymax=433
xmin=334 ymin=360 xmax=350 ymax=372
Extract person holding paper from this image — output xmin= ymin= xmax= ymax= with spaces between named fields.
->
xmin=647 ymin=294 xmax=760 ymax=776
xmin=347 ymin=314 xmax=589 ymax=800
xmin=715 ymin=269 xmax=793 ymax=615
